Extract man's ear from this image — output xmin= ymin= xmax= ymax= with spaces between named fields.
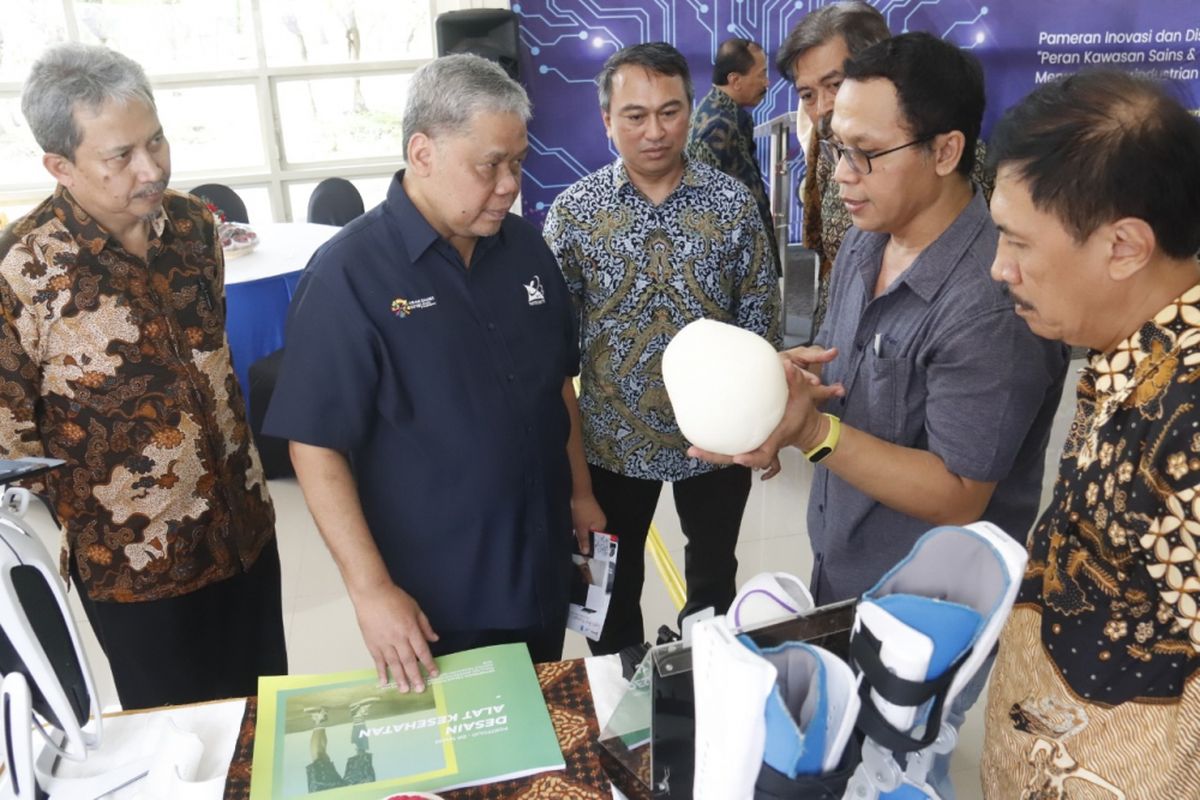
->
xmin=932 ymin=131 xmax=966 ymax=177
xmin=42 ymin=152 xmax=74 ymax=187
xmin=1105 ymin=217 xmax=1156 ymax=282
xmin=601 ymin=110 xmax=613 ymax=140
xmin=405 ymin=133 xmax=435 ymax=178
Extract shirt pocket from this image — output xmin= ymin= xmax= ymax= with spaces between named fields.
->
xmin=862 ymin=353 xmax=913 ymax=444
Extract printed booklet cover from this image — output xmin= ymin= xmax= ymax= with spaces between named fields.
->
xmin=248 ymin=643 xmax=564 ymax=799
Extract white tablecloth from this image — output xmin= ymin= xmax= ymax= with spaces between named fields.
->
xmin=225 ymin=221 xmax=338 ymax=285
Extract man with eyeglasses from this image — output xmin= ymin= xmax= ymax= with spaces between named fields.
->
xmin=776 ymin=1 xmax=996 ymax=338
xmin=693 ymin=32 xmax=1067 ymax=798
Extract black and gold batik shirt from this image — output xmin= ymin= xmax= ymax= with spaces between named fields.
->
xmin=0 ymin=187 xmax=275 ymax=602
xmin=544 ymin=158 xmax=781 ymax=482
xmin=687 ymin=86 xmax=776 ymax=273
xmin=982 ymin=283 xmax=1200 ymax=799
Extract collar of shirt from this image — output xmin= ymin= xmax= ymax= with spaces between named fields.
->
xmin=846 ymin=186 xmax=991 ymax=304
xmin=704 ymin=85 xmax=739 ymax=115
xmin=609 ymin=155 xmax=709 ymax=199
xmin=384 ymin=170 xmax=502 ymax=268
xmin=1086 ymin=280 xmax=1200 ymax=400
xmin=51 ymin=184 xmax=170 ymax=257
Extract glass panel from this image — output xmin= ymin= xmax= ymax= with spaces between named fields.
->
xmin=0 ymin=98 xmax=50 ymax=187
xmin=0 ymin=1 xmax=70 ymax=83
xmin=234 ymin=186 xmax=273 ymax=225
xmin=178 ymin=184 xmax=272 ymax=225
xmin=0 ymin=195 xmax=52 ymax=228
xmin=156 ymin=84 xmax=266 ymax=173
xmin=260 ymin=0 xmax=433 ymax=66
xmin=73 ymin=0 xmax=256 ymax=74
xmin=286 ymin=175 xmax=393 ymax=222
xmin=276 ymin=75 xmax=409 ymax=164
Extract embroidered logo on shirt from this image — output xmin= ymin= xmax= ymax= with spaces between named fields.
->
xmin=390 ymin=296 xmax=437 ymax=318
xmin=524 ymin=276 xmax=546 ymax=306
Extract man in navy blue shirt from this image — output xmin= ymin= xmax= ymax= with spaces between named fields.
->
xmin=265 ymin=54 xmax=604 ymax=691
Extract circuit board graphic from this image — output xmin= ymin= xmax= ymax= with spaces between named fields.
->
xmin=514 ymin=0 xmax=1197 ymax=233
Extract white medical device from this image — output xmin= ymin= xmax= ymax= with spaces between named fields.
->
xmin=0 ymin=459 xmax=150 ymax=800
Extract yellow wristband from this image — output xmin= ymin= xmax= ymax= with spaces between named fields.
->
xmin=804 ymin=413 xmax=841 ymax=463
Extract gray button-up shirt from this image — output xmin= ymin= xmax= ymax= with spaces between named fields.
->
xmin=808 ymin=189 xmax=1068 ymax=603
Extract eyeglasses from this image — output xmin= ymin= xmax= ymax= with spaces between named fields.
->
xmin=818 ymin=135 xmax=936 ymax=175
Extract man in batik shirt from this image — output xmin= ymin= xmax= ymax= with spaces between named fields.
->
xmin=687 ymin=37 xmax=776 ymax=273
xmin=982 ymin=70 xmax=1200 ymax=797
xmin=0 ymin=44 xmax=286 ymax=709
xmin=544 ymin=42 xmax=780 ymax=656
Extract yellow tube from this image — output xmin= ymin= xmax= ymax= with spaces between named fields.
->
xmin=647 ymin=524 xmax=686 ymax=611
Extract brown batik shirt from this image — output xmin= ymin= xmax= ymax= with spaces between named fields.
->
xmin=0 ymin=186 xmax=275 ymax=602
xmin=982 ymin=283 xmax=1200 ymax=798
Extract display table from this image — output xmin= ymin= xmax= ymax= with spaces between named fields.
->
xmin=224 ymin=222 xmax=339 ymax=416
xmin=222 ymin=659 xmax=612 ymax=799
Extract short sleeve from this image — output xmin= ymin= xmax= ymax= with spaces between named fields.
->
xmin=543 ymin=198 xmax=581 ymax=297
xmin=262 ymin=268 xmax=379 ymax=451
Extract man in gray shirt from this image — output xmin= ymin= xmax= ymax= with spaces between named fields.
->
xmin=695 ymin=32 xmax=1067 ymax=799
xmin=703 ymin=32 xmax=1066 ymax=602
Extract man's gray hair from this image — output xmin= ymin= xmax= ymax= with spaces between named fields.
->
xmin=21 ymin=43 xmax=156 ymax=159
xmin=402 ymin=54 xmax=531 ymax=148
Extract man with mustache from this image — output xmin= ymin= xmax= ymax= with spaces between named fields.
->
xmin=0 ymin=44 xmax=287 ymax=709
xmin=981 ymin=70 xmax=1200 ymax=799
xmin=544 ymin=42 xmax=780 ymax=656
xmin=694 ymin=33 xmax=1067 ymax=798
xmin=687 ymin=37 xmax=777 ymax=274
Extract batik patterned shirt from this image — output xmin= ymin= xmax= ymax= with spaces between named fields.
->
xmin=982 ymin=283 xmax=1200 ymax=799
xmin=687 ymin=86 xmax=776 ymax=272
xmin=0 ymin=187 xmax=275 ymax=602
xmin=544 ymin=158 xmax=781 ymax=482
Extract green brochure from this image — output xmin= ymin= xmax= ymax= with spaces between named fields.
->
xmin=249 ymin=643 xmax=564 ymax=799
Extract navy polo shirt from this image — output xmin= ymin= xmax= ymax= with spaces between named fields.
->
xmin=264 ymin=172 xmax=579 ymax=633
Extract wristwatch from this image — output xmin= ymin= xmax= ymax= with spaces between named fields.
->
xmin=804 ymin=413 xmax=842 ymax=463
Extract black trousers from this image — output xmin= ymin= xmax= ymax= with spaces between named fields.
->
xmin=587 ymin=463 xmax=752 ymax=655
xmin=72 ymin=537 xmax=288 ymax=710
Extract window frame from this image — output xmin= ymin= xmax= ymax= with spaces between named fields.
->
xmin=0 ymin=0 xmax=438 ymax=221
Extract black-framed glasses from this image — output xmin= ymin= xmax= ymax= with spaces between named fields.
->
xmin=818 ymin=135 xmax=936 ymax=175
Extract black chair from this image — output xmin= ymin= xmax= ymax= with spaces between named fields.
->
xmin=247 ymin=349 xmax=293 ymax=479
xmin=190 ymin=183 xmax=249 ymax=223
xmin=307 ymin=178 xmax=364 ymax=226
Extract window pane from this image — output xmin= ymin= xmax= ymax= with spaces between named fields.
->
xmin=0 ymin=98 xmax=49 ymax=186
xmin=233 ymin=186 xmax=273 ymax=225
xmin=260 ymin=0 xmax=433 ymax=66
xmin=178 ymin=184 xmax=272 ymax=225
xmin=0 ymin=194 xmax=52 ymax=228
xmin=286 ymin=175 xmax=393 ymax=222
xmin=0 ymin=1 xmax=69 ymax=83
xmin=156 ymin=85 xmax=266 ymax=173
xmin=73 ymin=0 xmax=255 ymax=73
xmin=277 ymin=76 xmax=409 ymax=164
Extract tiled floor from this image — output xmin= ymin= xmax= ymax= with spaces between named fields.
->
xmin=29 ymin=360 xmax=1081 ymax=799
